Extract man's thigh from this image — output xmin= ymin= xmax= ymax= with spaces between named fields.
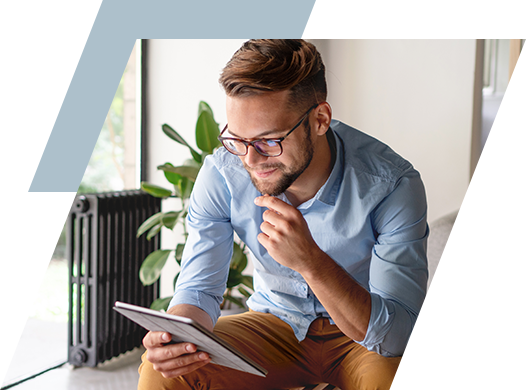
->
xmin=138 ymin=310 xmax=319 ymax=390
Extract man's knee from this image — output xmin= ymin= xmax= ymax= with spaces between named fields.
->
xmin=352 ymin=355 xmax=401 ymax=390
xmin=334 ymin=346 xmax=401 ymax=390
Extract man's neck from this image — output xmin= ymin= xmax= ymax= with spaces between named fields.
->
xmin=285 ymin=131 xmax=335 ymax=208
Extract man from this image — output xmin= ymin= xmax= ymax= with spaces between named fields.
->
xmin=138 ymin=39 xmax=428 ymax=390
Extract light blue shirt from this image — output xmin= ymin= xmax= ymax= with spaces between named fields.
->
xmin=170 ymin=120 xmax=428 ymax=357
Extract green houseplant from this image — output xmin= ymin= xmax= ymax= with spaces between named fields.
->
xmin=137 ymin=101 xmax=253 ymax=311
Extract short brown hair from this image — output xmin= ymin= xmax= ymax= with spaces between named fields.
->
xmin=219 ymin=39 xmax=327 ymax=112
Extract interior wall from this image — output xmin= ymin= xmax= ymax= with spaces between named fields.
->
xmin=311 ymin=39 xmax=476 ymax=223
xmin=146 ymin=40 xmax=477 ymax=295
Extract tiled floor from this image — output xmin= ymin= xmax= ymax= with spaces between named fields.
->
xmin=9 ymin=347 xmax=143 ymax=390
xmin=2 ymin=259 xmax=72 ymax=389
xmin=2 ymin=258 xmax=145 ymax=390
xmin=4 ymin=318 xmax=68 ymax=387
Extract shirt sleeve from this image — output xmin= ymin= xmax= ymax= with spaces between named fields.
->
xmin=356 ymin=167 xmax=429 ymax=357
xmin=168 ymin=156 xmax=234 ymax=326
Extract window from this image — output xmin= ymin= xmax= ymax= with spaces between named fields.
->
xmin=79 ymin=42 xmax=140 ymax=192
xmin=2 ymin=41 xmax=141 ymax=389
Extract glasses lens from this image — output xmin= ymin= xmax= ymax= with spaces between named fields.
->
xmin=254 ymin=140 xmax=282 ymax=157
xmin=222 ymin=139 xmax=247 ymax=155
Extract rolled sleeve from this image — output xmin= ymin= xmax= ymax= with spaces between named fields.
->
xmin=169 ymin=289 xmax=223 ymax=324
xmin=357 ymin=292 xmax=416 ymax=357
xmin=357 ymin=168 xmax=429 ymax=357
xmin=168 ymin=156 xmax=234 ymax=326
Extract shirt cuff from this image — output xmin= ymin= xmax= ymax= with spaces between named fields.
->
xmin=355 ymin=293 xmax=413 ymax=357
xmin=168 ymin=289 xmax=223 ymax=326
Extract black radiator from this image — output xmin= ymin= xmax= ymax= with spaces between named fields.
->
xmin=67 ymin=190 xmax=161 ymax=367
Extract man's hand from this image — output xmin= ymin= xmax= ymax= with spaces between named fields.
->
xmin=142 ymin=304 xmax=213 ymax=378
xmin=254 ymin=195 xmax=323 ymax=274
xmin=255 ymin=194 xmax=371 ymax=341
xmin=142 ymin=331 xmax=211 ymax=378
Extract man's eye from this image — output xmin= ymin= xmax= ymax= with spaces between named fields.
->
xmin=264 ymin=140 xmax=278 ymax=147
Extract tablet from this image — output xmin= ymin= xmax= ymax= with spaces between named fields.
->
xmin=113 ymin=301 xmax=267 ymax=377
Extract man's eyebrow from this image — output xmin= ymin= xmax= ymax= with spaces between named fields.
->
xmin=227 ymin=127 xmax=285 ymax=139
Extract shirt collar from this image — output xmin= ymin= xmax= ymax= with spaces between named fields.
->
xmin=276 ymin=127 xmax=344 ymax=208
xmin=288 ymin=127 xmax=343 ymax=209
xmin=314 ymin=127 xmax=344 ymax=206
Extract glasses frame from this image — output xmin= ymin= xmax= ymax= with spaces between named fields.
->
xmin=218 ymin=104 xmax=319 ymax=157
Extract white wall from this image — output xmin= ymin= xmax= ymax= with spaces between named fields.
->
xmin=311 ymin=39 xmax=476 ymax=223
xmin=146 ymin=40 xmax=477 ymax=295
xmin=146 ymin=40 xmax=247 ymax=178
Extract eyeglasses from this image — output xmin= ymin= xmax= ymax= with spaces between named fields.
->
xmin=218 ymin=104 xmax=318 ymax=157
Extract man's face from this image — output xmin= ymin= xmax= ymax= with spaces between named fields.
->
xmin=225 ymin=91 xmax=315 ymax=196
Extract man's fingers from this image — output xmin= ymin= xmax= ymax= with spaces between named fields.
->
xmin=152 ymin=350 xmax=209 ymax=370
xmin=262 ymin=209 xmax=281 ymax=226
xmin=143 ymin=331 xmax=172 ymax=348
xmin=152 ymin=350 xmax=210 ymax=379
xmin=148 ymin=343 xmax=198 ymax=362
xmin=257 ymin=232 xmax=269 ymax=247
xmin=254 ymin=195 xmax=293 ymax=216
xmin=160 ymin=357 xmax=211 ymax=378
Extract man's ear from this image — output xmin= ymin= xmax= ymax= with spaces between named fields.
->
xmin=314 ymin=102 xmax=332 ymax=136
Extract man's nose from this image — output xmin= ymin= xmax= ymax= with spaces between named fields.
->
xmin=243 ymin=144 xmax=268 ymax=167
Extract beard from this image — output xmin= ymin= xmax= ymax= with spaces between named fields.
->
xmin=243 ymin=123 xmax=314 ymax=196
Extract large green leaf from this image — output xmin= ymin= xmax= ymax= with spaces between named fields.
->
xmin=162 ymin=211 xmax=181 ymax=230
xmin=162 ymin=124 xmax=202 ymax=163
xmin=140 ymin=249 xmax=172 ymax=286
xmin=179 ymin=176 xmax=194 ymax=201
xmin=241 ymin=275 xmax=254 ymax=291
xmin=150 ymin=297 xmax=173 ymax=311
xmin=141 ymin=182 xmax=173 ymax=198
xmin=161 ymin=162 xmax=182 ymax=186
xmin=181 ymin=159 xmax=201 ymax=198
xmin=162 ymin=123 xmax=190 ymax=146
xmin=198 ymin=101 xmax=214 ymax=117
xmin=158 ymin=164 xmax=199 ymax=182
xmin=137 ymin=212 xmax=163 ymax=238
xmin=190 ymin=150 xmax=203 ymax=164
xmin=146 ymin=224 xmax=162 ymax=241
xmin=230 ymin=242 xmax=247 ymax=272
xmin=226 ymin=268 xmax=244 ymax=289
xmin=198 ymin=101 xmax=216 ymax=155
xmin=196 ymin=110 xmax=220 ymax=154
xmin=175 ymin=243 xmax=185 ymax=265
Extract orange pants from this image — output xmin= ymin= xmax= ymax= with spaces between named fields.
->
xmin=138 ymin=310 xmax=401 ymax=390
